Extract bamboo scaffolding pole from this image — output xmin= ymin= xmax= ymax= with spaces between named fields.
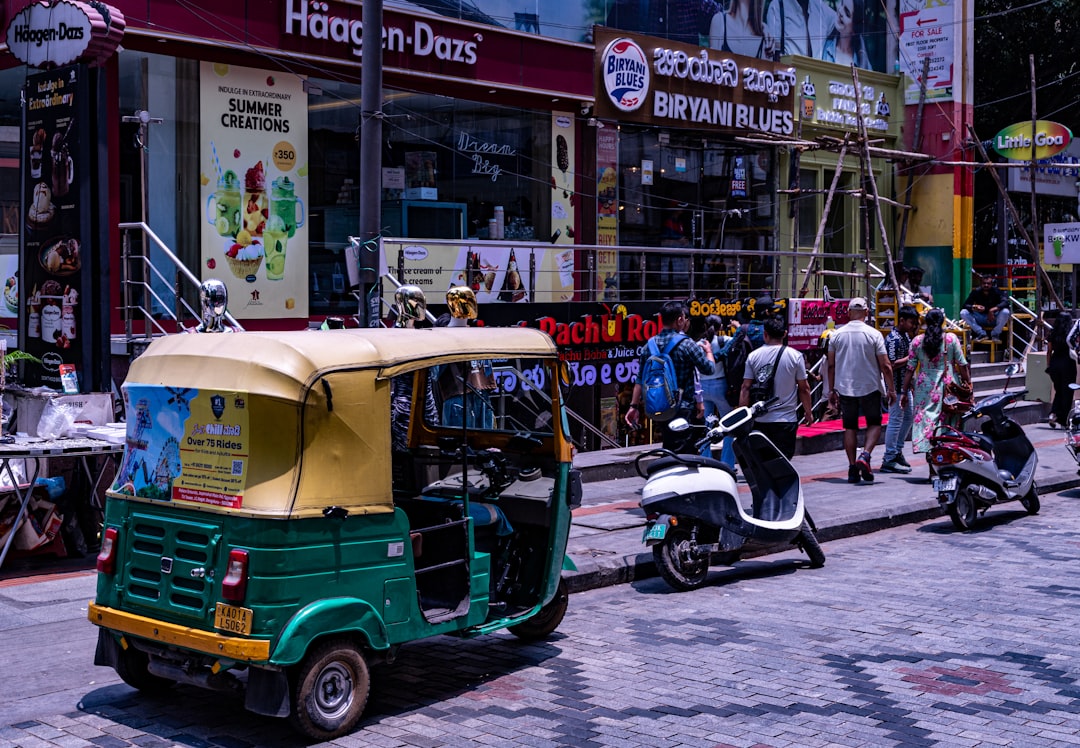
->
xmin=853 ymin=65 xmax=899 ymax=295
xmin=798 ymin=134 xmax=851 ymax=298
xmin=897 ymin=58 xmax=931 ymax=262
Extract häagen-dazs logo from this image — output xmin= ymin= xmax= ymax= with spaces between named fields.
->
xmin=601 ymin=38 xmax=649 ymax=113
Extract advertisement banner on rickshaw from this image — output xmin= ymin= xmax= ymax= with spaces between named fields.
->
xmin=113 ymin=386 xmax=250 ymax=509
xmin=382 ymin=240 xmax=575 ymax=308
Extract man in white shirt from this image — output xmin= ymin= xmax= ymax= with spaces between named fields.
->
xmin=740 ymin=317 xmax=813 ymax=459
xmin=765 ymin=0 xmax=837 ymax=59
xmin=827 ymin=297 xmax=895 ymax=484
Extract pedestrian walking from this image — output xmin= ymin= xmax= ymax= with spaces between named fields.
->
xmin=626 ymin=300 xmax=715 ymax=454
xmin=827 ymin=297 xmax=895 ymax=483
xmin=901 ymin=308 xmax=971 ymax=475
xmin=740 ymin=316 xmax=813 ymax=460
xmin=1045 ymin=313 xmax=1077 ymax=429
xmin=960 ymin=273 xmax=1011 ymax=342
xmin=880 ymin=305 xmax=919 ymax=473
xmin=700 ymin=314 xmax=738 ymax=468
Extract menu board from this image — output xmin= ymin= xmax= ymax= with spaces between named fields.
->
xmin=21 ymin=65 xmax=90 ymax=389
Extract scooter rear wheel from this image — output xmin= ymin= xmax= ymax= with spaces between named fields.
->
xmin=796 ymin=521 xmax=825 ymax=568
xmin=1019 ymin=486 xmax=1040 ymax=515
xmin=653 ymin=526 xmax=709 ymax=591
xmin=947 ymin=483 xmax=978 ymax=531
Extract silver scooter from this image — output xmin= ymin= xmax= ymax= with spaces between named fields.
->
xmin=929 ymin=364 xmax=1038 ymax=530
xmin=637 ymin=401 xmax=824 ymax=592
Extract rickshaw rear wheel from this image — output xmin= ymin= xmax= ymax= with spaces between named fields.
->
xmin=289 ymin=639 xmax=370 ymax=741
xmin=115 ymin=645 xmax=174 ymax=694
xmin=508 ymin=578 xmax=569 ymax=641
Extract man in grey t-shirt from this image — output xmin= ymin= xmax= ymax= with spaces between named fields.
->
xmin=827 ymin=297 xmax=895 ymax=484
xmin=740 ymin=317 xmax=813 ymax=459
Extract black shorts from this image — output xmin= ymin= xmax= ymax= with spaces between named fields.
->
xmin=839 ymin=392 xmax=883 ymax=430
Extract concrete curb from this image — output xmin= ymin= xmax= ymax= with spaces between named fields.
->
xmin=564 ymin=475 xmax=1080 ymax=594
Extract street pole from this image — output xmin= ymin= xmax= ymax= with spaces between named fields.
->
xmin=358 ymin=0 xmax=383 ymax=325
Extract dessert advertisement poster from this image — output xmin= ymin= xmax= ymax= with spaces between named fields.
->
xmin=22 ymin=65 xmax=88 ymax=389
xmin=199 ymin=62 xmax=308 ymax=319
xmin=381 ymin=241 xmax=575 ymax=308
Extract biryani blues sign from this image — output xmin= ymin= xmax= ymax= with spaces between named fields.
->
xmin=600 ymin=37 xmax=650 ymax=113
xmin=594 ymin=27 xmax=796 ymax=135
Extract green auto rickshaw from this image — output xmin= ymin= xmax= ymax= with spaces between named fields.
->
xmin=89 ymin=327 xmax=580 ymax=740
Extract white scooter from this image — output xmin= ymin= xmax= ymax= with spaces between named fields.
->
xmin=638 ymin=401 xmax=824 ymax=592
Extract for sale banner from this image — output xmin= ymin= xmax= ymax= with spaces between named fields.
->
xmin=113 ymin=385 xmax=250 ymax=510
xmin=199 ymin=62 xmax=308 ymax=319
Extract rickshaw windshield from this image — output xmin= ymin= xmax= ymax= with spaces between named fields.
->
xmin=420 ymin=357 xmax=556 ymax=436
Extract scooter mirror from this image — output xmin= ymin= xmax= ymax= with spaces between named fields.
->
xmin=667 ymin=418 xmax=690 ymax=432
xmin=1005 ymin=363 xmax=1020 ymax=377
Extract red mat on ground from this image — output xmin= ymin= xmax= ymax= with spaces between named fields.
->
xmin=797 ymin=413 xmax=890 ymax=437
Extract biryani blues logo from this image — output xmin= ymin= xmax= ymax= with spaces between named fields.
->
xmin=601 ymin=38 xmax=649 ymax=113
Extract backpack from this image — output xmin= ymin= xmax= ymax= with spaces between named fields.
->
xmin=722 ymin=329 xmax=754 ymax=405
xmin=641 ymin=333 xmax=686 ymax=422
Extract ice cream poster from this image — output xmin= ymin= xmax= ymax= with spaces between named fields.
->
xmin=199 ymin=62 xmax=308 ymax=319
xmin=112 ymin=385 xmax=250 ymax=510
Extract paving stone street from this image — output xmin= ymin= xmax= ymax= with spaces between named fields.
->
xmin=4 ymin=487 xmax=1080 ymax=747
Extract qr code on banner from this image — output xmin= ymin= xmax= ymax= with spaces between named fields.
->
xmin=232 ymin=460 xmax=243 ymax=476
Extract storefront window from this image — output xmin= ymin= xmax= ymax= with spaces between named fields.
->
xmin=615 ymin=128 xmax=777 ymax=298
xmin=305 ymin=84 xmax=554 ymax=316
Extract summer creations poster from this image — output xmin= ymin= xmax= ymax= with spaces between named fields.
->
xmin=199 ymin=62 xmax=308 ymax=319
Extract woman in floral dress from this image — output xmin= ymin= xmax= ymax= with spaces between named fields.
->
xmin=901 ymin=308 xmax=972 ymax=456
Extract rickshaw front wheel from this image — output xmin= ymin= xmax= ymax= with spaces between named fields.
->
xmin=289 ymin=639 xmax=370 ymax=741
xmin=508 ymin=578 xmax=569 ymax=641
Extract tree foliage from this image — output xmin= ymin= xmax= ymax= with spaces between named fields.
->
xmin=973 ymin=0 xmax=1080 ymax=261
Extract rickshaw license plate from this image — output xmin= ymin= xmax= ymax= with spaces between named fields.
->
xmin=933 ymin=476 xmax=958 ymax=493
xmin=214 ymin=603 xmax=253 ymax=635
xmin=643 ymin=523 xmax=667 ymax=542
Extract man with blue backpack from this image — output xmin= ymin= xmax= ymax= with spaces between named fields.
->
xmin=625 ymin=301 xmax=716 ymax=453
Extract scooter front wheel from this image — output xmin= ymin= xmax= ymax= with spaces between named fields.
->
xmin=796 ymin=520 xmax=825 ymax=568
xmin=1019 ymin=485 xmax=1040 ymax=515
xmin=653 ymin=526 xmax=709 ymax=591
xmin=947 ymin=483 xmax=978 ymax=531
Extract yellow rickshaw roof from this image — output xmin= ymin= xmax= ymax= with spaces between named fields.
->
xmin=127 ymin=327 xmax=557 ymax=397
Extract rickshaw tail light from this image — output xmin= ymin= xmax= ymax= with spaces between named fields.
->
xmin=96 ymin=528 xmax=118 ymax=574
xmin=221 ymin=549 xmax=249 ymax=602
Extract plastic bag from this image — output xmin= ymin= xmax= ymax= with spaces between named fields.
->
xmin=37 ymin=399 xmax=78 ymax=439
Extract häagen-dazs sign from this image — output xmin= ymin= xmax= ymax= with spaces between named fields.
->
xmin=5 ymin=0 xmax=126 ymax=68
xmin=6 ymin=0 xmax=92 ymax=68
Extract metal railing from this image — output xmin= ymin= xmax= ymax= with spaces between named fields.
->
xmin=118 ymin=222 xmax=244 ymax=343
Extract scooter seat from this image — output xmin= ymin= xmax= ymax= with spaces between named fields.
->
xmin=647 ymin=454 xmax=736 ymax=478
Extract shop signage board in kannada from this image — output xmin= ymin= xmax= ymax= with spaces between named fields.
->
xmin=113 ymin=386 xmax=250 ymax=510
xmin=21 ymin=65 xmax=95 ymax=390
xmin=795 ymin=69 xmax=899 ymax=137
xmin=1044 ymin=223 xmax=1080 ymax=266
xmin=199 ymin=62 xmax=309 ymax=319
xmin=1007 ymin=140 xmax=1080 ymax=198
xmin=593 ymin=27 xmax=797 ymax=136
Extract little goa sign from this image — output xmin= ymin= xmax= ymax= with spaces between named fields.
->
xmin=992 ymin=120 xmax=1073 ymax=161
